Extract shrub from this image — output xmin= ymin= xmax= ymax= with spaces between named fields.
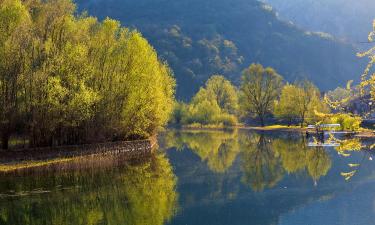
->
xmin=330 ymin=113 xmax=362 ymax=131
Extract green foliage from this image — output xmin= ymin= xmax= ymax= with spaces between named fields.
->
xmin=329 ymin=114 xmax=362 ymax=131
xmin=189 ymin=99 xmax=222 ymax=125
xmin=171 ymin=75 xmax=238 ymax=127
xmin=274 ymin=84 xmax=299 ymax=125
xmin=240 ymin=63 xmax=283 ymax=126
xmin=275 ymin=81 xmax=329 ymax=127
xmin=314 ymin=111 xmax=362 ymax=131
xmin=0 ymin=0 xmax=175 ymax=148
xmin=202 ymin=75 xmax=239 ymax=114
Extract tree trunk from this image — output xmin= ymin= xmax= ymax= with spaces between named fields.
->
xmin=300 ymin=114 xmax=305 ymax=128
xmin=1 ymin=132 xmax=9 ymax=150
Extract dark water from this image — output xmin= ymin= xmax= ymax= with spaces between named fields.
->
xmin=0 ymin=129 xmax=374 ymax=225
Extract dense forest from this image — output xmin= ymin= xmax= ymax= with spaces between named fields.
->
xmin=263 ymin=0 xmax=375 ymax=43
xmin=0 ymin=0 xmax=175 ymax=149
xmin=77 ymin=0 xmax=364 ymax=100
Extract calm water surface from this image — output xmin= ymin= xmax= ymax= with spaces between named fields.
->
xmin=0 ymin=129 xmax=374 ymax=225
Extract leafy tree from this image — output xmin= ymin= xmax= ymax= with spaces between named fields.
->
xmin=172 ymin=75 xmax=238 ymax=127
xmin=188 ymin=99 xmax=222 ymax=125
xmin=0 ymin=0 xmax=31 ymax=149
xmin=240 ymin=63 xmax=283 ymax=126
xmin=294 ymin=80 xmax=326 ymax=127
xmin=204 ymin=75 xmax=238 ymax=114
xmin=274 ymin=84 xmax=299 ymax=126
xmin=0 ymin=0 xmax=176 ymax=148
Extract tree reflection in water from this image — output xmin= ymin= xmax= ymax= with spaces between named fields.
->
xmin=0 ymin=153 xmax=178 ymax=225
xmin=163 ymin=130 xmax=240 ymax=173
xmin=240 ymin=132 xmax=331 ymax=191
xmin=240 ymin=133 xmax=284 ymax=192
xmin=163 ymin=130 xmax=333 ymax=192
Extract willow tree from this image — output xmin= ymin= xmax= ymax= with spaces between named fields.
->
xmin=240 ymin=64 xmax=283 ymax=126
xmin=203 ymin=75 xmax=238 ymax=114
xmin=176 ymin=75 xmax=238 ymax=126
xmin=0 ymin=0 xmax=175 ymax=148
xmin=275 ymin=81 xmax=327 ymax=127
xmin=274 ymin=84 xmax=299 ymax=126
xmin=0 ymin=0 xmax=31 ymax=149
xmin=87 ymin=19 xmax=175 ymax=140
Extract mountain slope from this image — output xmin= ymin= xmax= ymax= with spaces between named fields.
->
xmin=263 ymin=0 xmax=375 ymax=43
xmin=77 ymin=0 xmax=364 ymax=100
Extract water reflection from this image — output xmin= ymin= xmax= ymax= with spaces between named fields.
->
xmin=163 ymin=130 xmax=240 ymax=173
xmin=161 ymin=130 xmax=375 ymax=225
xmin=241 ymin=133 xmax=284 ymax=191
xmin=0 ymin=129 xmax=373 ymax=225
xmin=0 ymin=154 xmax=178 ymax=225
xmin=163 ymin=130 xmax=333 ymax=191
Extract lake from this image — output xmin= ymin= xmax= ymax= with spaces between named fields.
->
xmin=0 ymin=129 xmax=374 ymax=225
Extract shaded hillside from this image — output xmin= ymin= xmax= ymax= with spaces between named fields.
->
xmin=77 ymin=0 xmax=364 ymax=100
xmin=263 ymin=0 xmax=375 ymax=43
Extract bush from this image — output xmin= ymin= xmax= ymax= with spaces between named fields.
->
xmin=216 ymin=114 xmax=238 ymax=127
xmin=330 ymin=113 xmax=362 ymax=131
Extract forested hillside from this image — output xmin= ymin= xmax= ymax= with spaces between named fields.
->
xmin=77 ymin=0 xmax=364 ymax=100
xmin=263 ymin=0 xmax=375 ymax=43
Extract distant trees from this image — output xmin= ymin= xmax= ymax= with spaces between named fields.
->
xmin=0 ymin=0 xmax=175 ymax=149
xmin=171 ymin=75 xmax=238 ymax=127
xmin=171 ymin=63 xmax=332 ymax=128
xmin=240 ymin=64 xmax=283 ymax=126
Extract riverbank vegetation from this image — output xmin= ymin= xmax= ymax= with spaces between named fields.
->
xmin=171 ymin=57 xmax=373 ymax=132
xmin=171 ymin=75 xmax=238 ymax=127
xmin=0 ymin=0 xmax=175 ymax=149
xmin=171 ymin=63 xmax=332 ymax=129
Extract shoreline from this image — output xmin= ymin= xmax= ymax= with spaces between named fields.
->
xmin=0 ymin=138 xmax=157 ymax=172
xmin=174 ymin=125 xmax=375 ymax=138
